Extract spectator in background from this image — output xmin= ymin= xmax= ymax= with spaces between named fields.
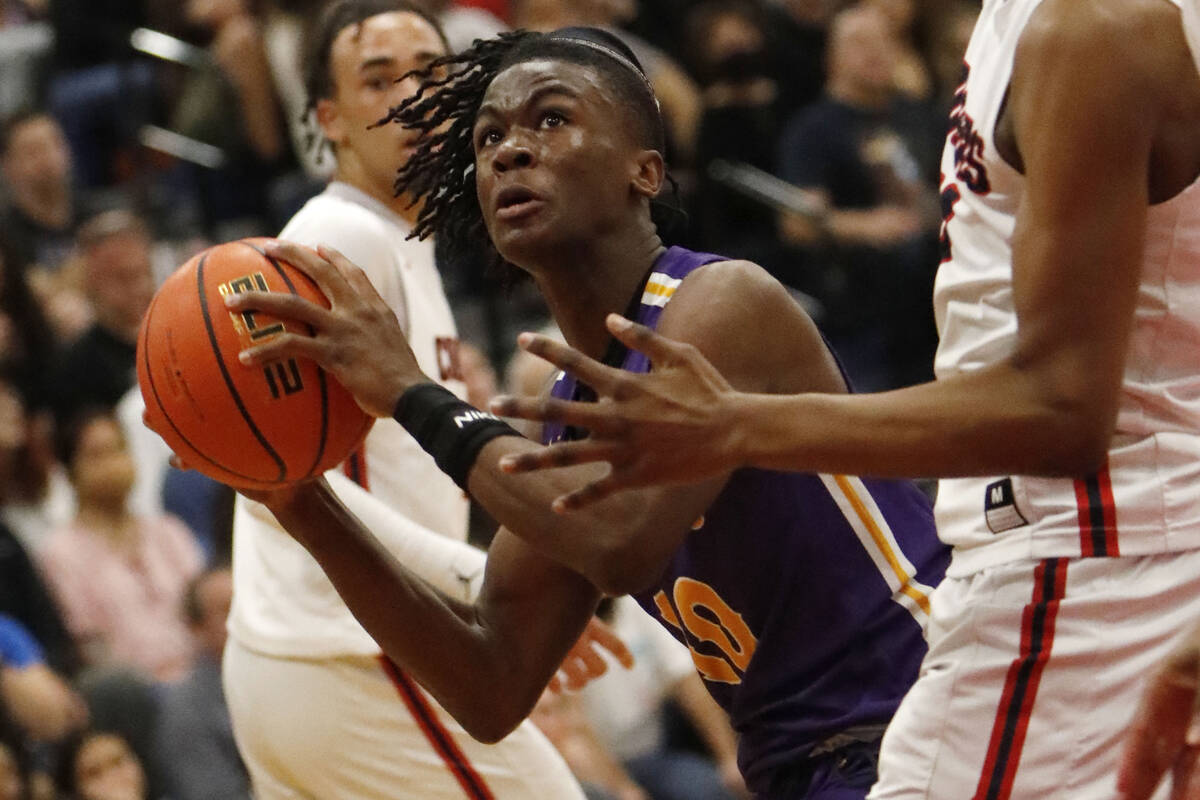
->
xmin=777 ymin=4 xmax=940 ymax=391
xmin=0 ymin=376 xmax=74 ymax=556
xmin=156 ymin=566 xmax=251 ymax=800
xmin=47 ymin=210 xmax=155 ymax=426
xmin=38 ymin=410 xmax=202 ymax=683
xmin=0 ymin=242 xmax=58 ymax=411
xmin=761 ymin=0 xmax=837 ymax=120
xmin=174 ymin=0 xmax=296 ymax=236
xmin=683 ymin=0 xmax=786 ymax=275
xmin=0 ymin=111 xmax=84 ymax=277
xmin=55 ymin=730 xmax=149 ymax=800
xmin=861 ymin=0 xmax=930 ymax=103
xmin=0 ymin=615 xmax=87 ymax=744
xmin=0 ymin=2 xmax=52 ymax=119
xmin=0 ymin=733 xmax=28 ymax=800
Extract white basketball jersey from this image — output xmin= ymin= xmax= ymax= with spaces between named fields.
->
xmin=229 ymin=182 xmax=470 ymax=657
xmin=933 ymin=0 xmax=1200 ymax=575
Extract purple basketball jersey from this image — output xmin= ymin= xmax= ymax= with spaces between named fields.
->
xmin=544 ymin=246 xmax=948 ymax=794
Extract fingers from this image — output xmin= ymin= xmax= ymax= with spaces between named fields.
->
xmin=606 ymin=313 xmax=696 ymax=367
xmin=498 ymin=440 xmax=625 ymax=475
xmin=224 ymin=289 xmax=333 ymax=331
xmin=237 ymin=331 xmax=327 ymax=369
xmin=1118 ymin=671 xmax=1199 ymax=799
xmin=584 ymin=619 xmax=634 ymax=670
xmin=264 ymin=240 xmax=351 ymax=301
xmin=553 ymin=474 xmax=624 ymax=513
xmin=560 ymin=642 xmax=608 ymax=691
xmin=517 ymin=332 xmax=626 ymax=395
xmin=490 ymin=394 xmax=621 ymax=434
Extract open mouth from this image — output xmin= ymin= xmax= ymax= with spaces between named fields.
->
xmin=495 ymin=186 xmax=544 ymax=220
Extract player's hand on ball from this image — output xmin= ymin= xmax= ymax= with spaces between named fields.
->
xmin=224 ymin=241 xmax=427 ymax=418
xmin=489 ymin=313 xmax=740 ymax=511
xmin=1118 ymin=620 xmax=1200 ymax=799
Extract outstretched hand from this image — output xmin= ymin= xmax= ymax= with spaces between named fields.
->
xmin=489 ymin=313 xmax=741 ymax=511
xmin=548 ymin=616 xmax=634 ymax=694
xmin=223 ymin=240 xmax=429 ymax=418
xmin=1118 ymin=622 xmax=1200 ymax=799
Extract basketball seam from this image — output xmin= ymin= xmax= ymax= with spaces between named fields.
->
xmin=141 ymin=289 xmax=266 ymax=484
xmin=245 ymin=240 xmax=332 ymax=481
xmin=196 ymin=252 xmax=288 ymax=483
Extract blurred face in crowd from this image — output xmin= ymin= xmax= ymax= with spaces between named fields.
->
xmin=69 ymin=417 xmax=136 ymax=507
xmin=0 ymin=115 xmax=71 ymax=198
xmin=192 ymin=568 xmax=234 ymax=658
xmin=74 ymin=733 xmax=145 ymax=800
xmin=318 ymin=11 xmax=447 ymax=206
xmin=827 ymin=7 xmax=898 ymax=100
xmin=0 ymin=743 xmax=21 ymax=800
xmin=83 ymin=229 xmax=156 ymax=342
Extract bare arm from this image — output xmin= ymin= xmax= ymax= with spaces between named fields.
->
xmin=492 ymin=0 xmax=1182 ymax=506
xmin=227 ymin=248 xmax=843 ymax=593
xmin=260 ymin=478 xmax=601 ymax=743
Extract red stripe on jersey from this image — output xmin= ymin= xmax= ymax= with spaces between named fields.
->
xmin=972 ymin=559 xmax=1067 ymax=800
xmin=378 ymin=656 xmax=496 ymax=800
xmin=1096 ymin=466 xmax=1119 ymax=556
xmin=343 ymin=447 xmax=370 ymax=491
xmin=1074 ymin=463 xmax=1118 ymax=557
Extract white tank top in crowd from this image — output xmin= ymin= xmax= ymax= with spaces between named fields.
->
xmin=932 ymin=0 xmax=1200 ymax=576
xmin=228 ymin=182 xmax=470 ymax=657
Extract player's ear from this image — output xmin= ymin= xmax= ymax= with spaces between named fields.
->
xmin=315 ymin=98 xmax=345 ymax=146
xmin=631 ymin=149 xmax=664 ymax=200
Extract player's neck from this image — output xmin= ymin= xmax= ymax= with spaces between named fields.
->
xmin=333 ymin=160 xmax=415 ymax=224
xmin=536 ymin=229 xmax=665 ymax=361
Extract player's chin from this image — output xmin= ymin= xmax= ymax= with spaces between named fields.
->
xmin=489 ymin=218 xmax=556 ymax=265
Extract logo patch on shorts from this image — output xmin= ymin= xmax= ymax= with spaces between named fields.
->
xmin=985 ymin=478 xmax=1028 ymax=533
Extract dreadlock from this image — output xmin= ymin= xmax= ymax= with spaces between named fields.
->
xmin=382 ymin=29 xmax=671 ymax=271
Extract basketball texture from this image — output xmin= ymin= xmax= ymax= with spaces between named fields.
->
xmin=137 ymin=238 xmax=374 ymax=489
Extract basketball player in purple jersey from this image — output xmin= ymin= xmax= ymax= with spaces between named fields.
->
xmin=220 ymin=27 xmax=949 ymax=799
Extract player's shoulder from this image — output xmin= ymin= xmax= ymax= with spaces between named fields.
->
xmin=282 ymin=189 xmax=397 ymax=247
xmin=1021 ymin=0 xmax=1184 ymax=83
xmin=662 ymin=258 xmax=842 ymax=394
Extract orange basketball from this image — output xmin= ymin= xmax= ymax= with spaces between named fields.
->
xmin=137 ymin=238 xmax=374 ymax=489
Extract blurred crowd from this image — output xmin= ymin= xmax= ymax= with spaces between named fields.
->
xmin=0 ymin=0 xmax=977 ymax=798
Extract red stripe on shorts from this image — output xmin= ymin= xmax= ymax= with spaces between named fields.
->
xmin=972 ymin=558 xmax=1067 ymax=800
xmin=343 ymin=447 xmax=370 ymax=491
xmin=378 ymin=656 xmax=496 ymax=800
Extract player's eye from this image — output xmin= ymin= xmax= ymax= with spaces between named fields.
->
xmin=476 ymin=127 xmax=502 ymax=149
xmin=540 ymin=110 xmax=567 ymax=128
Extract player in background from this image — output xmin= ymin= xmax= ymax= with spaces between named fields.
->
xmin=222 ymin=4 xmax=599 ymax=798
xmin=478 ymin=1 xmax=1200 ymax=798
xmin=222 ymin=27 xmax=949 ymax=799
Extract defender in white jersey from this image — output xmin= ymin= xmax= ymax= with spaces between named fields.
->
xmin=472 ymin=1 xmax=1200 ymax=798
xmin=223 ymin=3 xmax=585 ymax=797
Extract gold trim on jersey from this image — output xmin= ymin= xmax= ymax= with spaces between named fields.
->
xmin=641 ymin=272 xmax=682 ymax=308
xmin=821 ymin=474 xmax=935 ymax=627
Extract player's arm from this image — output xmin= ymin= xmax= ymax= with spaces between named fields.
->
xmin=227 ymin=249 xmax=841 ymax=593
xmin=255 ymin=476 xmax=602 ymax=743
xmin=493 ymin=0 xmax=1174 ymax=504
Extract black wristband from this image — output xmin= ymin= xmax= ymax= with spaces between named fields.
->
xmin=392 ymin=383 xmax=523 ymax=489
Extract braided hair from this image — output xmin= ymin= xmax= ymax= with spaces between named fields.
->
xmin=381 ymin=28 xmax=668 ymax=270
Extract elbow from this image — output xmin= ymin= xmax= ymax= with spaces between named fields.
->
xmin=590 ymin=543 xmax=661 ymax=597
xmin=1028 ymin=403 xmax=1114 ymax=478
xmin=452 ymin=693 xmax=530 ymax=744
